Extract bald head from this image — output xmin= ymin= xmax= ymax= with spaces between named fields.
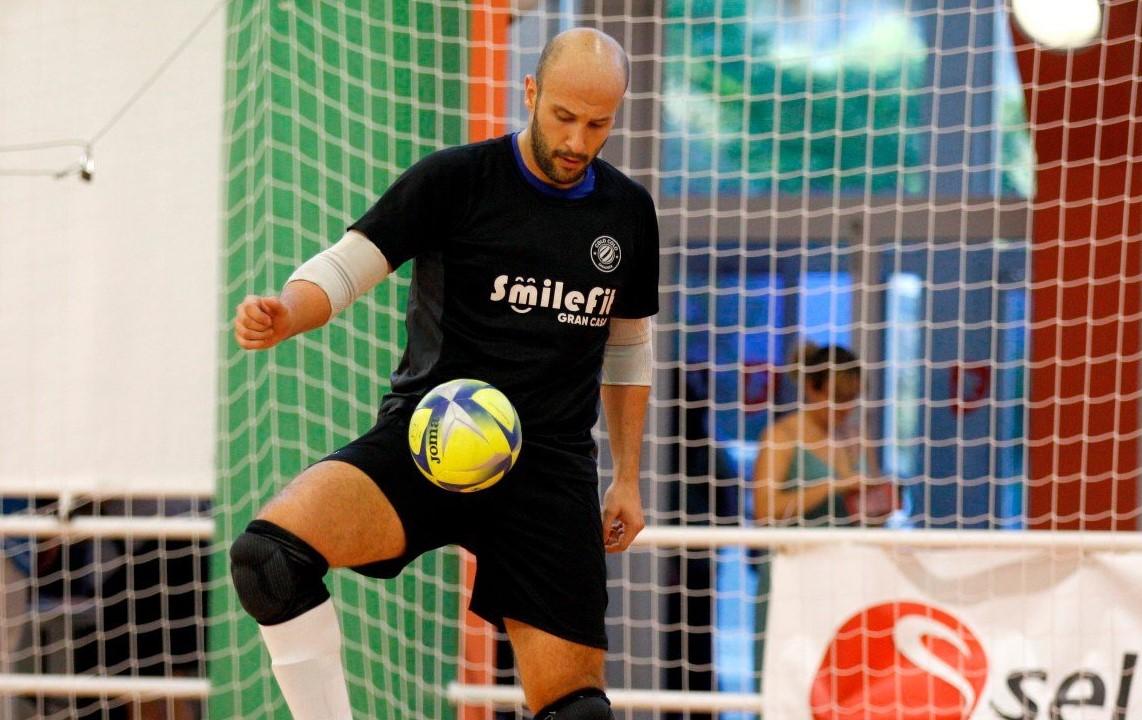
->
xmin=535 ymin=28 xmax=629 ymax=94
xmin=519 ymin=28 xmax=628 ymax=188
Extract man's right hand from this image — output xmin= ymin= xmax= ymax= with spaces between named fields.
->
xmin=234 ymin=294 xmax=293 ymax=350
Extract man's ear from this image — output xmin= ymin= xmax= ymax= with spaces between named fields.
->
xmin=524 ymin=74 xmax=537 ymax=112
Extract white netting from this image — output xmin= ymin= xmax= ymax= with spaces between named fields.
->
xmin=0 ymin=500 xmax=210 ymax=720
xmin=0 ymin=0 xmax=221 ymax=717
xmin=215 ymin=1 xmax=1141 ymax=720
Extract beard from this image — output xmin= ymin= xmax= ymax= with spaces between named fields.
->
xmin=528 ymin=116 xmax=594 ymax=186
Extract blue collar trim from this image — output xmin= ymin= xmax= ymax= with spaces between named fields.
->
xmin=510 ymin=132 xmax=595 ymax=200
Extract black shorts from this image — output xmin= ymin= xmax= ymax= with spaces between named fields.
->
xmin=324 ymin=409 xmax=608 ymax=649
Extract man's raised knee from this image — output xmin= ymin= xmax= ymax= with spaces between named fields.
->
xmin=230 ymin=519 xmax=330 ymax=626
xmin=534 ymin=688 xmax=614 ymax=720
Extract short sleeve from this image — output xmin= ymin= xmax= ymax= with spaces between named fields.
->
xmin=611 ymin=186 xmax=660 ymax=319
xmin=349 ymin=149 xmax=467 ymax=269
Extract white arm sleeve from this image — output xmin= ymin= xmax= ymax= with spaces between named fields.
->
xmin=602 ymin=317 xmax=653 ymax=386
xmin=287 ymin=230 xmax=391 ymax=316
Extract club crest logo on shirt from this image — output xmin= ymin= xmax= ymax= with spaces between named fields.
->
xmin=590 ymin=236 xmax=621 ymax=273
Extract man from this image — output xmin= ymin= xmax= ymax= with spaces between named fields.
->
xmin=230 ymin=27 xmax=658 ymax=720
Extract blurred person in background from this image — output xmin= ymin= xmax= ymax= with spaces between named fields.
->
xmin=750 ymin=344 xmax=893 ymax=685
xmin=753 ymin=344 xmax=891 ymax=527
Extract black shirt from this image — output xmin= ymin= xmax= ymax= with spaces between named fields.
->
xmin=351 ymin=134 xmax=660 ymax=447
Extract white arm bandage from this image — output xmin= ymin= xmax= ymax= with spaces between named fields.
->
xmin=602 ymin=316 xmax=653 ymax=386
xmin=287 ymin=230 xmax=391 ymax=316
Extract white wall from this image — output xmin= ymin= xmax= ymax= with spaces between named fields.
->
xmin=0 ymin=1 xmax=224 ymax=496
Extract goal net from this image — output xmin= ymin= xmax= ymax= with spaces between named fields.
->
xmin=215 ymin=1 xmax=1141 ymax=719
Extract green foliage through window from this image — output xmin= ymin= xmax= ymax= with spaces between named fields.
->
xmin=662 ymin=0 xmax=1032 ymax=198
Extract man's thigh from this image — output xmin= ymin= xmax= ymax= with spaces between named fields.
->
xmin=257 ymin=459 xmax=408 ymax=567
xmin=259 ymin=411 xmax=477 ymax=572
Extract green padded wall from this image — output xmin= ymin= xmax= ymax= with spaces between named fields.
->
xmin=214 ymin=2 xmax=466 ymax=717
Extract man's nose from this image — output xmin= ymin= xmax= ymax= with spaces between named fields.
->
xmin=565 ymin=125 xmax=588 ymax=156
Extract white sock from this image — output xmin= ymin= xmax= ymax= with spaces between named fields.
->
xmin=259 ymin=599 xmax=353 ymax=720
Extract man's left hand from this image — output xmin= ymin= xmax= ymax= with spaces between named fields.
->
xmin=601 ymin=478 xmax=645 ymax=553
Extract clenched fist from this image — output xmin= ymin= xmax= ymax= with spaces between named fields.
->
xmin=233 ymin=294 xmax=293 ymax=350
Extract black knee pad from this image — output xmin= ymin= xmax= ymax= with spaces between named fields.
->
xmin=230 ymin=519 xmax=331 ymax=626
xmin=535 ymin=688 xmax=613 ymax=720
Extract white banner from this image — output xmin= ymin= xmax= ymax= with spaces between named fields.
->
xmin=0 ymin=2 xmax=223 ymax=498
xmin=763 ymin=545 xmax=1142 ymax=719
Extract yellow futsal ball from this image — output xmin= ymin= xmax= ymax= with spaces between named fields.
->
xmin=407 ymin=378 xmax=522 ymax=492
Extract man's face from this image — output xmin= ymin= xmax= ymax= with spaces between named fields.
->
xmin=524 ymin=71 xmax=623 ymax=187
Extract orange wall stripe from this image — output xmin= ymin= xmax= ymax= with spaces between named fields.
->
xmin=461 ymin=4 xmax=511 ymax=720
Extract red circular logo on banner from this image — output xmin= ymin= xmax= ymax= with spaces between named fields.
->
xmin=810 ymin=602 xmax=988 ymax=720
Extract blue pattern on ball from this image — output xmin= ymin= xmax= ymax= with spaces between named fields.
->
xmin=411 ymin=379 xmax=520 ymax=489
